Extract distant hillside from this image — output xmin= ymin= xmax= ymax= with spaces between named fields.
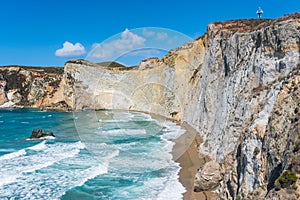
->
xmin=97 ymin=61 xmax=137 ymax=70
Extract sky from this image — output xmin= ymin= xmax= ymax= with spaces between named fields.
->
xmin=0 ymin=0 xmax=299 ymax=67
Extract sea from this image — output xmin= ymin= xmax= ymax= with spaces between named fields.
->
xmin=0 ymin=109 xmax=186 ymax=200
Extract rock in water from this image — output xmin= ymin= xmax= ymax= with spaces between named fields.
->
xmin=30 ymin=128 xmax=55 ymax=139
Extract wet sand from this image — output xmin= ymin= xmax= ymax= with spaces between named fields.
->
xmin=147 ymin=112 xmax=219 ymax=199
xmin=174 ymin=124 xmax=219 ymax=200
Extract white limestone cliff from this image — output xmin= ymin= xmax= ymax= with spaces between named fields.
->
xmin=62 ymin=14 xmax=300 ymax=199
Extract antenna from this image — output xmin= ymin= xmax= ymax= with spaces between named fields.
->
xmin=256 ymin=7 xmax=263 ymax=20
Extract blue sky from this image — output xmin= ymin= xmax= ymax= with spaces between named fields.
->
xmin=0 ymin=0 xmax=299 ymax=67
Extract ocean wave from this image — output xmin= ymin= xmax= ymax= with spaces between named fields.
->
xmin=0 ymin=143 xmax=118 ymax=200
xmin=99 ymin=129 xmax=147 ymax=136
xmin=0 ymin=148 xmax=16 ymax=152
xmin=0 ymin=141 xmax=85 ymax=187
xmin=0 ymin=149 xmax=26 ymax=161
xmin=157 ymin=120 xmax=186 ymax=140
xmin=27 ymin=141 xmax=47 ymax=151
xmin=0 ymin=110 xmax=186 ymax=199
xmin=148 ymin=168 xmax=186 ymax=200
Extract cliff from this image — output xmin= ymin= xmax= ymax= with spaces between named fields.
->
xmin=0 ymin=66 xmax=69 ymax=110
xmin=1 ymin=13 xmax=300 ymax=199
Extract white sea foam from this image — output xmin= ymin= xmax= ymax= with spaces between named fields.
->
xmin=26 ymin=136 xmax=56 ymax=141
xmin=0 ymin=143 xmax=118 ymax=200
xmin=0 ymin=148 xmax=16 ymax=152
xmin=134 ymin=117 xmax=186 ymax=199
xmin=0 ymin=110 xmax=186 ymax=199
xmin=109 ymin=161 xmax=185 ymax=200
xmin=154 ymin=170 xmax=186 ymax=200
xmin=99 ymin=129 xmax=146 ymax=136
xmin=28 ymin=141 xmax=47 ymax=151
xmin=84 ymin=143 xmax=120 ymax=162
xmin=0 ymin=141 xmax=85 ymax=187
xmin=132 ymin=112 xmax=154 ymax=121
xmin=39 ymin=136 xmax=56 ymax=140
xmin=158 ymin=121 xmax=186 ymax=140
xmin=111 ymin=111 xmax=135 ymax=121
xmin=102 ymin=119 xmax=130 ymax=123
xmin=0 ymin=149 xmax=26 ymax=161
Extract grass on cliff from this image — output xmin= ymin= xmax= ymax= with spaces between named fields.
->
xmin=97 ymin=61 xmax=137 ymax=71
xmin=274 ymin=170 xmax=297 ymax=190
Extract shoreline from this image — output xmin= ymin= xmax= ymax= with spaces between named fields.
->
xmin=174 ymin=123 xmax=219 ymax=200
xmin=3 ymin=108 xmax=216 ymax=199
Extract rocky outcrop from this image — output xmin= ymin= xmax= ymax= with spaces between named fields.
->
xmin=0 ymin=74 xmax=8 ymax=105
xmin=0 ymin=66 xmax=70 ymax=110
xmin=194 ymin=161 xmax=223 ymax=192
xmin=29 ymin=128 xmax=55 ymax=139
xmin=40 ymin=100 xmax=71 ymax=111
xmin=1 ymin=13 xmax=299 ymax=199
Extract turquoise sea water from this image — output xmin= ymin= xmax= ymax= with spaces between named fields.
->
xmin=0 ymin=109 xmax=186 ymax=200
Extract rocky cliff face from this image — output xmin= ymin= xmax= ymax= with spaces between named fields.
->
xmin=62 ymin=13 xmax=300 ymax=199
xmin=1 ymin=13 xmax=299 ymax=199
xmin=0 ymin=66 xmax=69 ymax=110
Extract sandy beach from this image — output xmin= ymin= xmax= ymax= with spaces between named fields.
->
xmin=174 ymin=124 xmax=219 ymax=200
xmin=148 ymin=112 xmax=219 ymax=199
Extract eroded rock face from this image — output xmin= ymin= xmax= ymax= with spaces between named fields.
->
xmin=0 ymin=74 xmax=8 ymax=105
xmin=40 ymin=100 xmax=71 ymax=111
xmin=0 ymin=66 xmax=69 ymax=110
xmin=194 ymin=161 xmax=223 ymax=192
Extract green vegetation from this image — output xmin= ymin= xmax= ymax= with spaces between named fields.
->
xmin=274 ymin=170 xmax=297 ymax=190
xmin=97 ymin=61 xmax=137 ymax=71
xmin=56 ymin=67 xmax=64 ymax=75
xmin=98 ymin=61 xmax=126 ymax=68
xmin=253 ymin=147 xmax=260 ymax=157
xmin=170 ymin=111 xmax=178 ymax=117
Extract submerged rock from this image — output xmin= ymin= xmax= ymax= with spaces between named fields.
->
xmin=29 ymin=128 xmax=55 ymax=139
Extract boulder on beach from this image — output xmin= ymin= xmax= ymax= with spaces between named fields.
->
xmin=194 ymin=161 xmax=223 ymax=192
xmin=29 ymin=128 xmax=55 ymax=139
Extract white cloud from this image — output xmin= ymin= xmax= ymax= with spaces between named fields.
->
xmin=89 ymin=29 xmax=146 ymax=61
xmin=142 ymin=28 xmax=155 ymax=37
xmin=125 ymin=49 xmax=165 ymax=57
xmin=55 ymin=41 xmax=86 ymax=57
xmin=143 ymin=29 xmax=169 ymax=41
xmin=156 ymin=32 xmax=168 ymax=40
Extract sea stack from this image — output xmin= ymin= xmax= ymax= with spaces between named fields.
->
xmin=29 ymin=128 xmax=55 ymax=139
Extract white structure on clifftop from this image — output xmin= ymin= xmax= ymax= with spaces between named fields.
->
xmin=256 ymin=7 xmax=263 ymax=19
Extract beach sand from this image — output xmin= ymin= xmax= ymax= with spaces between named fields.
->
xmin=174 ymin=124 xmax=219 ymax=200
xmin=148 ymin=112 xmax=219 ymax=199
